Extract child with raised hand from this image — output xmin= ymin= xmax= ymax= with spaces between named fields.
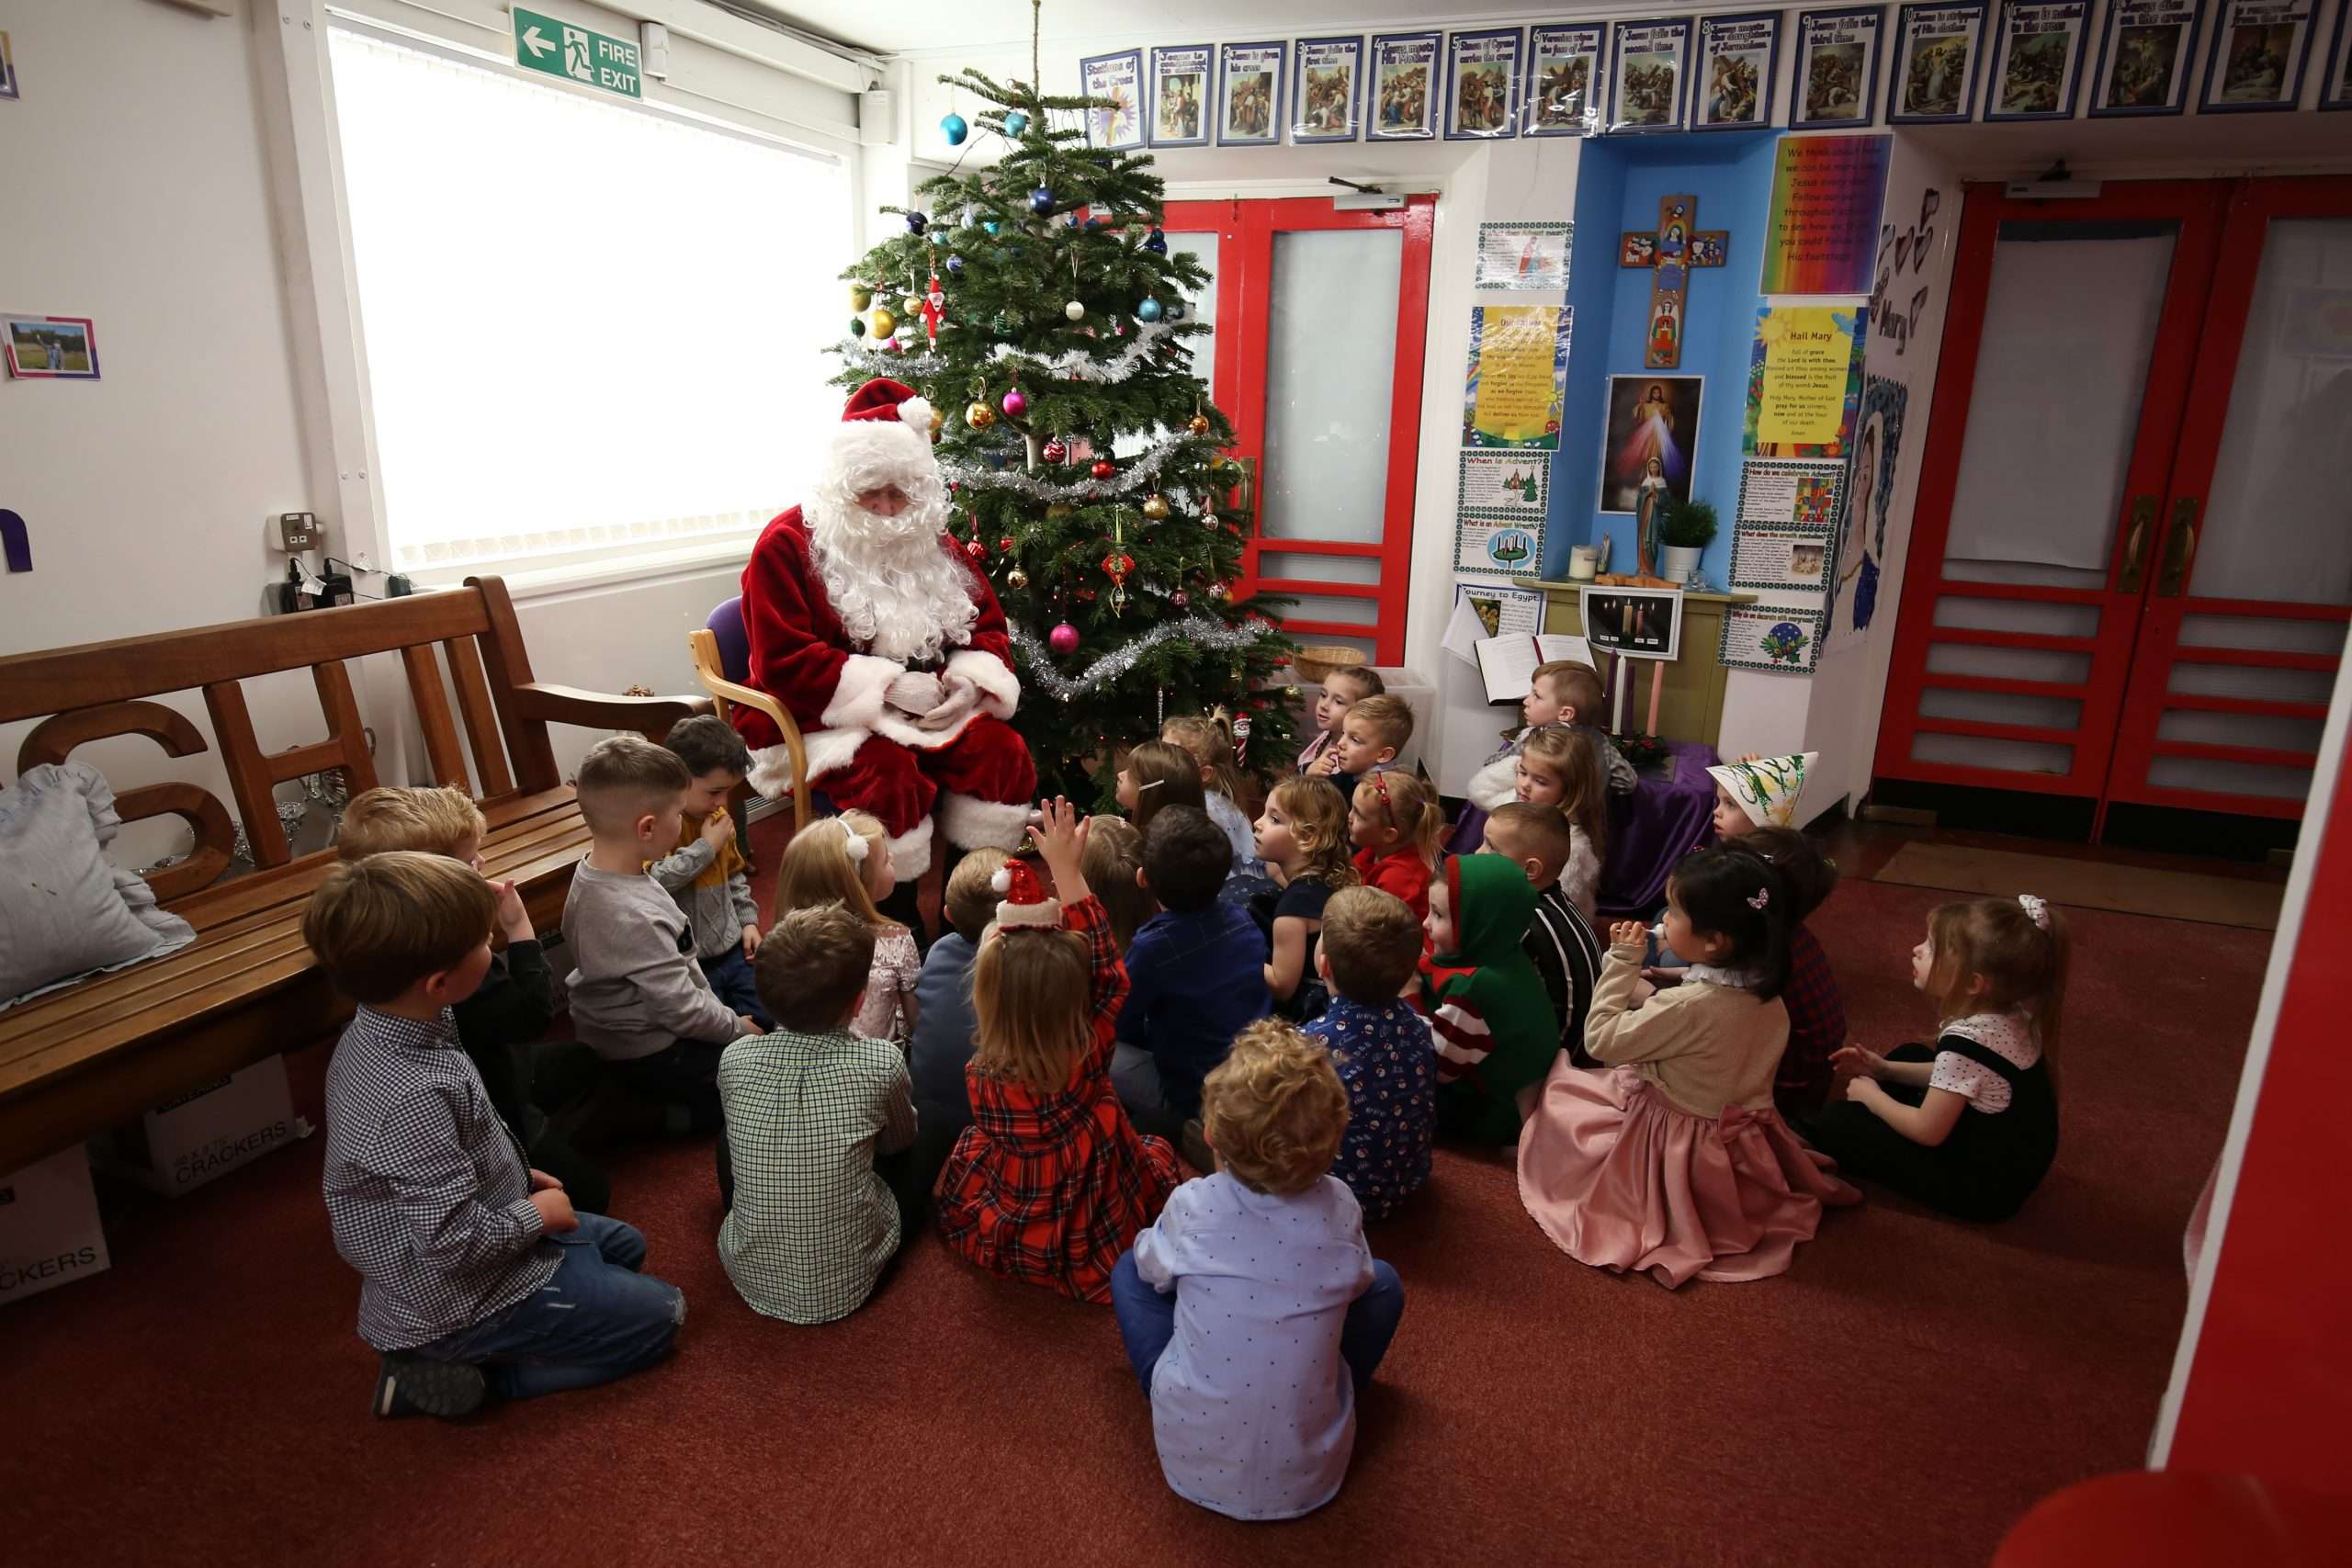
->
xmin=1316 ymin=694 xmax=1413 ymax=798
xmin=1424 ymin=854 xmax=1557 ymax=1145
xmin=1253 ymin=777 xmax=1360 ymax=1021
xmin=650 ymin=716 xmax=768 ymax=1029
xmin=309 ymin=852 xmax=682 ymax=1418
xmin=935 ymin=798 xmax=1182 ymax=1304
xmin=563 ymin=737 xmax=760 ymax=1134
xmin=1113 ymin=806 xmax=1270 ymax=1139
xmin=1348 ymin=770 xmax=1442 ymax=921
xmin=718 ymin=902 xmax=921 ymax=1325
xmin=1117 ymin=739 xmax=1208 ymax=836
xmin=1517 ymin=847 xmax=1857 ymax=1288
xmin=1802 ymin=895 xmax=2064 ymax=1222
xmin=1296 ymin=664 xmax=1383 ymax=776
xmin=1080 ymin=816 xmax=1156 ymax=954
xmin=774 ymin=811 xmax=921 ymax=1053
xmin=1479 ymin=802 xmax=1605 ymax=1067
xmin=1305 ymin=886 xmax=1435 ymax=1221
xmin=1510 ymin=727 xmax=1609 ymax=924
xmin=1162 ymin=711 xmax=1264 ymax=878
xmin=1112 ymin=1018 xmax=1406 ymax=1522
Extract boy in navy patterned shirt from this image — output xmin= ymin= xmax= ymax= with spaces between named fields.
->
xmin=1303 ymin=886 xmax=1435 ymax=1221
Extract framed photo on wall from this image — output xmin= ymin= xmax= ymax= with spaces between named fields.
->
xmin=4 ymin=314 xmax=100 ymax=379
xmin=1148 ymin=45 xmax=1213 ymax=147
xmin=1445 ymin=28 xmax=1523 ymax=139
xmin=1080 ymin=49 xmax=1145 ymax=149
xmin=1582 ymin=584 xmax=1685 ymax=661
xmin=2087 ymin=0 xmax=2202 ymax=115
xmin=1984 ymin=1 xmax=2091 ymax=118
xmin=1600 ymin=374 xmax=1703 ymax=515
xmin=1293 ymin=35 xmax=1363 ymax=141
xmin=1216 ymin=40 xmax=1284 ymax=146
xmin=2199 ymin=0 xmax=2318 ymax=113
xmin=1525 ymin=24 xmax=1604 ymax=136
xmin=1692 ymin=12 xmax=1782 ymax=129
xmin=1607 ymin=17 xmax=1694 ymax=133
xmin=1792 ymin=7 xmax=1887 ymax=128
xmin=1368 ymin=30 xmax=1441 ymax=140
xmin=2324 ymin=0 xmax=2352 ymax=107
xmin=1888 ymin=1 xmax=1988 ymax=122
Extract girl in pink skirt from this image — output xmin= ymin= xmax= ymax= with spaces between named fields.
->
xmin=1517 ymin=846 xmax=1857 ymax=1288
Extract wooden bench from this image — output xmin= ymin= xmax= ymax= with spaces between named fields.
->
xmin=0 ymin=576 xmax=707 ymax=1173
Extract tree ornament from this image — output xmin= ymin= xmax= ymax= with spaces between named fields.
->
xmin=1208 ymin=581 xmax=1230 ymax=601
xmin=1203 ymin=511 xmax=1220 ymax=530
xmin=1046 ymin=502 xmax=1075 ymax=519
xmin=849 ymin=315 xmax=867 ymax=338
xmin=1077 ymin=588 xmax=1097 ymax=603
xmin=1041 ymin=437 xmax=1068 ymax=464
xmin=868 ymin=306 xmax=896 ymax=339
xmin=1166 ymin=300 xmax=1187 ymax=322
xmin=945 ymin=254 xmax=965 ymax=275
xmin=1049 ymin=622 xmax=1080 ymax=655
xmin=940 ymin=113 xmax=968 ymax=145
xmin=920 ymin=276 xmax=946 ymax=346
xmin=966 ymin=400 xmax=996 ymax=430
xmin=1188 ymin=413 xmax=1212 ymax=436
xmin=902 ymin=294 xmax=922 ymax=315
xmin=965 ymin=537 xmax=988 ymax=562
xmin=1171 ymin=589 xmax=1190 ymax=608
xmin=929 ymin=405 xmax=944 ymax=436
xmin=960 ymin=205 xmax=978 ymax=228
xmin=1007 ymin=566 xmax=1029 ymax=591
xmin=998 ymin=536 xmax=1017 ymax=554
xmin=1136 ymin=298 xmax=1163 ymax=323
xmin=905 ymin=210 xmax=928 ymax=235
xmin=1141 ymin=493 xmax=1170 ymax=520
xmin=850 ymin=285 xmax=872 ymax=311
xmin=1090 ymin=458 xmax=1116 ymax=479
xmin=1002 ymin=109 xmax=1030 ymax=137
xmin=1001 ymin=388 xmax=1028 ymax=418
xmin=1064 ymin=300 xmax=1086 ymax=321
xmin=1144 ymin=227 xmax=1169 ymax=255
xmin=983 ymin=220 xmax=1000 ymax=235
xmin=1029 ymin=186 xmax=1055 ymax=215
xmin=1102 ymin=550 xmax=1135 ymax=581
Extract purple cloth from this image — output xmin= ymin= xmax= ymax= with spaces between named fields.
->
xmin=1597 ymin=739 xmax=1720 ymax=919
xmin=707 ymin=596 xmax=751 ymax=683
xmin=1443 ymin=803 xmax=1490 ymax=859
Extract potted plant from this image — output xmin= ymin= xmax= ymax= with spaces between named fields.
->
xmin=1659 ymin=496 xmax=1718 ymax=585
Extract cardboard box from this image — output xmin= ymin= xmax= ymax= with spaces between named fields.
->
xmin=99 ymin=1056 xmax=310 ymax=1197
xmin=0 ymin=1146 xmax=111 ymax=1308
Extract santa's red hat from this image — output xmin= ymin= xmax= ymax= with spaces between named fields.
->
xmin=841 ymin=378 xmax=936 ymax=432
xmin=824 ymin=378 xmax=940 ymax=498
xmin=991 ymin=859 xmax=1061 ymax=929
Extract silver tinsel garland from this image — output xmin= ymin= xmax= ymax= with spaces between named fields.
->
xmin=1008 ymin=615 xmax=1273 ymax=701
xmin=834 ymin=339 xmax=947 ymax=378
xmin=943 ymin=433 xmax=1204 ymax=502
xmin=989 ymin=320 xmax=1170 ymax=383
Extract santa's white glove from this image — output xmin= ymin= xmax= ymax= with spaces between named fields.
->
xmin=918 ymin=674 xmax=980 ymax=732
xmin=886 ymin=670 xmax=944 ymax=715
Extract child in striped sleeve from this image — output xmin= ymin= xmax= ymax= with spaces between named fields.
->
xmin=1421 ymin=853 xmax=1556 ymax=1145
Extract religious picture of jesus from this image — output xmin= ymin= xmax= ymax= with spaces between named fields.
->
xmin=1600 ymin=374 xmax=1703 ymax=514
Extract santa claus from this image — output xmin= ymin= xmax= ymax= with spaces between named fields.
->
xmin=731 ymin=378 xmax=1035 ymax=877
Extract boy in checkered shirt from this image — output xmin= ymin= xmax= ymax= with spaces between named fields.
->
xmin=309 ymin=852 xmax=684 ymax=1419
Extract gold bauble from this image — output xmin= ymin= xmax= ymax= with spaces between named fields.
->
xmin=868 ymin=307 xmax=896 ymax=338
xmin=1141 ymin=493 xmax=1171 ymax=521
xmin=966 ymin=400 xmax=996 ymax=430
xmin=928 ymin=405 xmax=944 ymax=435
xmin=1006 ymin=567 xmax=1030 ymax=591
xmin=1046 ymin=502 xmax=1075 ymax=519
xmin=1187 ymin=414 xmax=1211 ymax=436
xmin=851 ymin=287 xmax=873 ymax=311
xmin=902 ymin=295 xmax=922 ymax=315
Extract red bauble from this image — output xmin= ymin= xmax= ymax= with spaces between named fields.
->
xmin=1041 ymin=437 xmax=1068 ymax=464
xmin=998 ymin=536 xmax=1017 ymax=554
xmin=965 ymin=538 xmax=987 ymax=561
xmin=1171 ymin=589 xmax=1190 ymax=608
xmin=1090 ymin=458 xmax=1116 ymax=479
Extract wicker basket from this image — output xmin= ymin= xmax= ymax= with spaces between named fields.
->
xmin=1292 ymin=645 xmax=1361 ymax=684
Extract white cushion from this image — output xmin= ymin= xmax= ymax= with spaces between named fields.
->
xmin=1 ymin=762 xmax=197 ymax=1011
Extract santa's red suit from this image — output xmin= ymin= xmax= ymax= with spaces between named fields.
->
xmin=730 ymin=378 xmax=1036 ymax=877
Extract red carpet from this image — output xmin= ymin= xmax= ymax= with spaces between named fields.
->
xmin=0 ymin=833 xmax=2268 ymax=1565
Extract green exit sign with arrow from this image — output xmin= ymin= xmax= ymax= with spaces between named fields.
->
xmin=512 ymin=6 xmax=641 ymax=99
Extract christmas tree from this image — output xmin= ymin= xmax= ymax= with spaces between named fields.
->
xmin=830 ymin=67 xmax=1299 ymax=804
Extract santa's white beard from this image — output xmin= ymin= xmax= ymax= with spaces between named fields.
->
xmin=806 ymin=482 xmax=979 ymax=666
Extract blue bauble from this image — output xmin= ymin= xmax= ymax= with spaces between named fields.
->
xmin=905 ymin=210 xmax=928 ymax=235
xmin=1002 ymin=110 xmax=1029 ymax=137
xmin=982 ymin=220 xmax=1000 ymax=234
xmin=1144 ymin=227 xmax=1169 ymax=255
xmin=1028 ymin=186 xmax=1054 ymax=215
xmin=1136 ymin=298 xmax=1163 ymax=322
xmin=945 ymin=254 xmax=965 ymax=274
xmin=939 ymin=113 xmax=968 ymax=145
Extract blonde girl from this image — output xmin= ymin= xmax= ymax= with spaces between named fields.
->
xmin=775 ymin=811 xmax=920 ymax=1051
xmin=1805 ymin=895 xmax=2067 ymax=1222
xmin=1296 ymin=665 xmax=1383 ymax=774
xmin=1347 ymin=770 xmax=1443 ymax=921
xmin=1252 ymin=777 xmax=1359 ymax=1019
xmin=1516 ymin=727 xmax=1608 ymax=924
xmin=1161 ymin=711 xmax=1262 ymax=876
xmin=933 ymin=798 xmax=1182 ymax=1303
xmin=1116 ymin=739 xmax=1207 ymax=836
xmin=1080 ymin=815 xmax=1156 ymax=954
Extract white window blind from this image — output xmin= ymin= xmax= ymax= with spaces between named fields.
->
xmin=327 ymin=28 xmax=846 ymax=573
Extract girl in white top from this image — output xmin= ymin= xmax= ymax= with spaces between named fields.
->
xmin=772 ymin=813 xmax=922 ymax=1051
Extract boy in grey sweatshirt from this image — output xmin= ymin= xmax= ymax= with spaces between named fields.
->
xmin=563 ymin=736 xmax=760 ymax=1132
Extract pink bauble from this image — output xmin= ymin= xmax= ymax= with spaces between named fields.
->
xmin=1001 ymin=389 xmax=1028 ymax=417
xmin=1171 ymin=589 xmax=1190 ymax=608
xmin=1048 ymin=622 xmax=1080 ymax=655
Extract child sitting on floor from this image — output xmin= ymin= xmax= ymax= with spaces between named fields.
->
xmin=1112 ymin=1018 xmax=1406 ymax=1522
xmin=1314 ymin=693 xmax=1413 ymax=799
xmin=1253 ymin=777 xmax=1359 ymax=1021
xmin=1162 ymin=711 xmax=1265 ymax=879
xmin=335 ymin=785 xmax=605 ymax=1210
xmin=934 ymin=799 xmax=1182 ymax=1304
xmin=718 ymin=903 xmax=921 ymax=1325
xmin=1080 ymin=816 xmax=1156 ymax=954
xmin=1305 ymin=886 xmax=1435 ymax=1221
xmin=1724 ymin=826 xmax=1845 ymax=1116
xmin=1112 ymin=805 xmax=1271 ymax=1140
xmin=1452 ymin=660 xmax=1633 ymax=858
xmin=563 ymin=737 xmax=759 ymax=1133
xmin=1295 ymin=664 xmax=1383 ymax=776
xmin=1803 ymin=895 xmax=2065 ymax=1222
xmin=1510 ymin=727 xmax=1609 ymax=925
xmin=649 ymin=716 xmax=768 ymax=1030
xmin=1479 ymin=802 xmax=1605 ymax=1067
xmin=1117 ymin=739 xmax=1208 ymax=836
xmin=908 ymin=847 xmax=1011 ymax=1195
xmin=1424 ymin=854 xmax=1556 ymax=1145
xmin=1517 ymin=847 xmax=1857 ymax=1289
xmin=1348 ymin=770 xmax=1442 ymax=921
xmin=309 ymin=852 xmax=682 ymax=1417
xmin=774 ymin=812 xmax=921 ymax=1053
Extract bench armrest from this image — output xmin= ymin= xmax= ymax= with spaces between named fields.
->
xmin=509 ymin=682 xmax=712 ymax=744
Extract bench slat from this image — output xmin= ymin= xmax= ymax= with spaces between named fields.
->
xmin=445 ymin=637 xmax=514 ymax=797
xmin=403 ymin=644 xmax=470 ymax=789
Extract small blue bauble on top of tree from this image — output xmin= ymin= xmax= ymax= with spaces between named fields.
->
xmin=905 ymin=210 xmax=928 ymax=235
xmin=1028 ymin=186 xmax=1054 ymax=215
xmin=1001 ymin=109 xmax=1029 ymax=137
xmin=940 ymin=113 xmax=968 ymax=145
xmin=1144 ymin=227 xmax=1170 ymax=255
xmin=1136 ymin=298 xmax=1163 ymax=322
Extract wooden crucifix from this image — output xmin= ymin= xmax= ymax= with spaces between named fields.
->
xmin=1618 ymin=194 xmax=1727 ymax=370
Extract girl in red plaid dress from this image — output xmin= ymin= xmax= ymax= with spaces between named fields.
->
xmin=934 ymin=799 xmax=1182 ymax=1303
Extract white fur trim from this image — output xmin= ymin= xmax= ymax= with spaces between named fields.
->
xmin=746 ymin=744 xmax=799 ymax=800
xmin=937 ymin=792 xmax=1035 ymax=852
xmin=996 ymin=898 xmax=1062 ymax=928
xmin=746 ymin=728 xmax=868 ymax=799
xmin=898 ymin=394 xmax=935 ymax=433
xmin=822 ymin=654 xmax=904 ymax=734
xmin=944 ymin=649 xmax=1021 ymax=722
xmin=1465 ymin=753 xmax=1518 ymax=812
xmin=885 ymin=817 xmax=935 ymax=880
xmin=827 ymin=417 xmax=938 ymax=498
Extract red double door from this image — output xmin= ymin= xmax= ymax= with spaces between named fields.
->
xmin=1161 ymin=196 xmax=1435 ymax=667
xmin=1877 ymin=176 xmax=2352 ymax=829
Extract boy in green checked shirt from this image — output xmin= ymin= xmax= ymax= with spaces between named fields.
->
xmin=717 ymin=903 xmax=922 ymax=1324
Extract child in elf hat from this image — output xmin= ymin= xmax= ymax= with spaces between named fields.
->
xmin=1421 ymin=854 xmax=1558 ymax=1145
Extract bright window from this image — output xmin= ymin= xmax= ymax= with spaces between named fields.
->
xmin=327 ymin=28 xmax=846 ymax=575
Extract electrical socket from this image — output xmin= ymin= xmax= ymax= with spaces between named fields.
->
xmin=275 ymin=512 xmax=321 ymax=551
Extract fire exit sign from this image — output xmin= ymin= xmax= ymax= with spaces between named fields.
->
xmin=512 ymin=6 xmax=642 ymax=100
